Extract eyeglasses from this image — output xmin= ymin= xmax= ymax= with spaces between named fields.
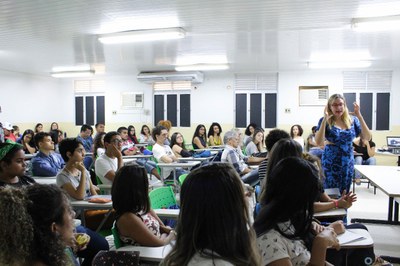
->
xmin=112 ymin=139 xmax=122 ymax=144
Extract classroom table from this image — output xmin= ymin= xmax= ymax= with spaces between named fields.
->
xmin=32 ymin=176 xmax=57 ymax=185
xmin=24 ymin=153 xmax=36 ymax=160
xmin=314 ymin=208 xmax=347 ymax=219
xmin=337 ymin=228 xmax=374 ymax=249
xmin=117 ymin=244 xmax=173 ymax=262
xmin=157 ymin=161 xmax=200 ymax=186
xmin=376 ymin=150 xmax=400 ymax=166
xmin=154 ymin=209 xmax=179 ymax=220
xmin=351 ymin=165 xmax=400 ymax=225
xmin=71 ymin=195 xmax=113 ymax=232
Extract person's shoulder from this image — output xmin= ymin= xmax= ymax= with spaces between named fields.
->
xmin=188 ymin=252 xmax=234 ymax=266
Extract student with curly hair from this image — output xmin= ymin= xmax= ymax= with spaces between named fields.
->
xmin=0 ymin=184 xmax=76 ymax=266
xmin=207 ymin=122 xmax=223 ymax=146
xmin=162 ymin=163 xmax=261 ymax=265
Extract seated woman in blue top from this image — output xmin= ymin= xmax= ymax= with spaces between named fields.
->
xmin=192 ymin=124 xmax=207 ymax=149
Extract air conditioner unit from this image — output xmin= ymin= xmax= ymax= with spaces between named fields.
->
xmin=137 ymin=71 xmax=204 ymax=84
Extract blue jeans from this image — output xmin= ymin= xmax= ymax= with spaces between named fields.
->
xmin=241 ymin=169 xmax=260 ymax=187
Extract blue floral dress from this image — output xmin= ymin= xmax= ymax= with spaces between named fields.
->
xmin=317 ymin=116 xmax=361 ymax=193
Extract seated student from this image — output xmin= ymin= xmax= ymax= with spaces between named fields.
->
xmin=93 ymin=132 xmax=106 ymax=159
xmin=245 ymin=127 xmax=265 ymax=156
xmin=307 ymin=126 xmax=324 ymax=158
xmin=17 ymin=129 xmax=36 ymax=154
xmin=0 ymin=142 xmax=109 ymax=266
xmin=152 ymin=126 xmax=187 ymax=180
xmin=50 ymin=121 xmax=60 ymax=131
xmin=258 ymin=129 xmax=290 ymax=184
xmin=112 ymin=164 xmax=176 ymax=246
xmin=77 ymin=124 xmax=94 ymax=169
xmin=13 ymin=125 xmax=22 ymax=140
xmin=157 ymin=120 xmax=172 ymax=145
xmin=0 ymin=184 xmax=78 ymax=265
xmin=170 ymin=132 xmax=192 ymax=158
xmin=243 ymin=122 xmax=257 ymax=147
xmin=34 ymin=123 xmax=43 ymax=134
xmin=118 ymin=126 xmax=161 ymax=180
xmin=207 ymin=122 xmax=223 ymax=146
xmin=139 ymin=124 xmax=155 ymax=144
xmin=50 ymin=129 xmax=64 ymax=153
xmin=353 ymin=132 xmax=376 ymax=185
xmin=0 ymin=142 xmax=36 ymax=187
xmin=57 ymin=138 xmax=98 ymax=201
xmin=303 ymin=152 xmax=357 ymax=214
xmin=127 ymin=125 xmax=139 ymax=144
xmin=93 ymin=122 xmax=105 ymax=140
xmin=31 ymin=132 xmax=65 ymax=176
xmin=2 ymin=122 xmax=16 ymax=142
xmin=221 ymin=130 xmax=263 ymax=186
xmin=254 ymin=157 xmax=387 ymax=266
xmin=290 ymin=124 xmax=306 ymax=151
xmin=162 ymin=163 xmax=261 ymax=266
xmin=95 ymin=131 xmax=124 ymax=185
xmin=192 ymin=124 xmax=208 ymax=149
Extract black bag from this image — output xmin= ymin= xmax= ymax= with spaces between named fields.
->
xmin=92 ymin=250 xmax=140 ymax=266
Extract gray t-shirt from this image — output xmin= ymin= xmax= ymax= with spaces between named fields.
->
xmin=56 ymin=168 xmax=92 ymax=201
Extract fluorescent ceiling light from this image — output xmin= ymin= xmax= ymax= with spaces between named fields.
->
xmin=175 ymin=64 xmax=229 ymax=71
xmin=51 ymin=69 xmax=95 ymax=78
xmin=308 ymin=61 xmax=372 ymax=69
xmin=310 ymin=50 xmax=371 ymax=61
xmin=352 ymin=15 xmax=400 ymax=31
xmin=98 ymin=27 xmax=185 ymax=44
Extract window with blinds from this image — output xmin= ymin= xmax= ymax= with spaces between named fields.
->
xmin=74 ymin=80 xmax=105 ymax=126
xmin=234 ymin=73 xmax=278 ymax=128
xmin=343 ymin=71 xmax=391 ymax=130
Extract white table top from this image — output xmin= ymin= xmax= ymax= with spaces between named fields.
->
xmin=117 ymin=244 xmax=173 ymax=262
xmin=154 ymin=209 xmax=179 ymax=219
xmin=177 ymin=156 xmax=214 ymax=162
xmin=338 ymin=228 xmax=374 ymax=248
xmin=71 ymin=196 xmax=113 ymax=209
xmin=33 ymin=176 xmax=57 ymax=185
xmin=157 ymin=161 xmax=200 ymax=168
xmin=314 ymin=208 xmax=347 ymax=218
xmin=354 ymin=165 xmax=400 ymax=197
xmin=122 ymin=154 xmax=153 ymax=159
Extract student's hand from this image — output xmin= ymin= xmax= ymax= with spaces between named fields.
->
xmin=328 ymin=220 xmax=345 ymax=235
xmin=160 ymin=225 xmax=172 ymax=234
xmin=110 ymin=144 xmax=122 ymax=158
xmin=338 ymin=190 xmax=357 ymax=209
xmin=314 ymin=227 xmax=340 ymax=250
xmin=74 ymin=161 xmax=86 ymax=172
xmin=311 ymin=221 xmax=325 ymax=235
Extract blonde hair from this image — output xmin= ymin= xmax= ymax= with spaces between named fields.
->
xmin=326 ymin=94 xmax=352 ymax=129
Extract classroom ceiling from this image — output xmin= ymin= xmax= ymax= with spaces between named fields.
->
xmin=1 ymin=0 xmax=400 ymax=77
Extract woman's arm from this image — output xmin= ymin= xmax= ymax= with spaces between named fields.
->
xmin=61 ymin=163 xmax=88 ymax=200
xmin=117 ymin=213 xmax=175 ymax=247
xmin=172 ymin=144 xmax=183 ymax=156
xmin=365 ymin=140 xmax=375 ymax=157
xmin=353 ymin=102 xmax=371 ymax=141
xmin=193 ymin=137 xmax=206 ymax=149
xmin=25 ymin=143 xmax=36 ymax=154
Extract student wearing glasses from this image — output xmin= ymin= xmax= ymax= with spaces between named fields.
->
xmin=94 ymin=131 xmax=124 ymax=185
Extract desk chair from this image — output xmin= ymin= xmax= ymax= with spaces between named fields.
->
xmin=111 ymin=221 xmax=123 ymax=249
xmin=149 ymin=186 xmax=177 ymax=209
xmin=178 ymin=173 xmax=188 ymax=185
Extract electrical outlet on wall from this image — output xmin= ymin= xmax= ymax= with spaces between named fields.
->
xmin=285 ymin=108 xmax=291 ymax=113
xmin=112 ymin=110 xmax=117 ymax=115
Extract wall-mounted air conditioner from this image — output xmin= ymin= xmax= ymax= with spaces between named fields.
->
xmin=137 ymin=71 xmax=204 ymax=84
xmin=299 ymin=86 xmax=329 ymax=106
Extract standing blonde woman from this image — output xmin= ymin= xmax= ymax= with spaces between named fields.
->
xmin=315 ymin=94 xmax=371 ymax=193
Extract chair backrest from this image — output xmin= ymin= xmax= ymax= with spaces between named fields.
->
xmin=92 ymin=250 xmax=140 ymax=266
xmin=111 ymin=221 xmax=123 ymax=249
xmin=178 ymin=174 xmax=188 ymax=185
xmin=149 ymin=186 xmax=177 ymax=209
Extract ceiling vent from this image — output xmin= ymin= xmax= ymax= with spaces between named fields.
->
xmin=137 ymin=71 xmax=204 ymax=84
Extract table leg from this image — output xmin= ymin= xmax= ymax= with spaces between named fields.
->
xmin=95 ymin=209 xmax=113 ymax=233
xmin=388 ymin=196 xmax=394 ymax=222
xmin=395 ymin=200 xmax=399 ymax=223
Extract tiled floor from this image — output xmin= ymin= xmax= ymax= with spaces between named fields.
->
xmin=348 ymin=182 xmax=400 ymax=263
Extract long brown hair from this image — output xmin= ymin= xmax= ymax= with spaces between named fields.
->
xmin=162 ymin=163 xmax=261 ymax=266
